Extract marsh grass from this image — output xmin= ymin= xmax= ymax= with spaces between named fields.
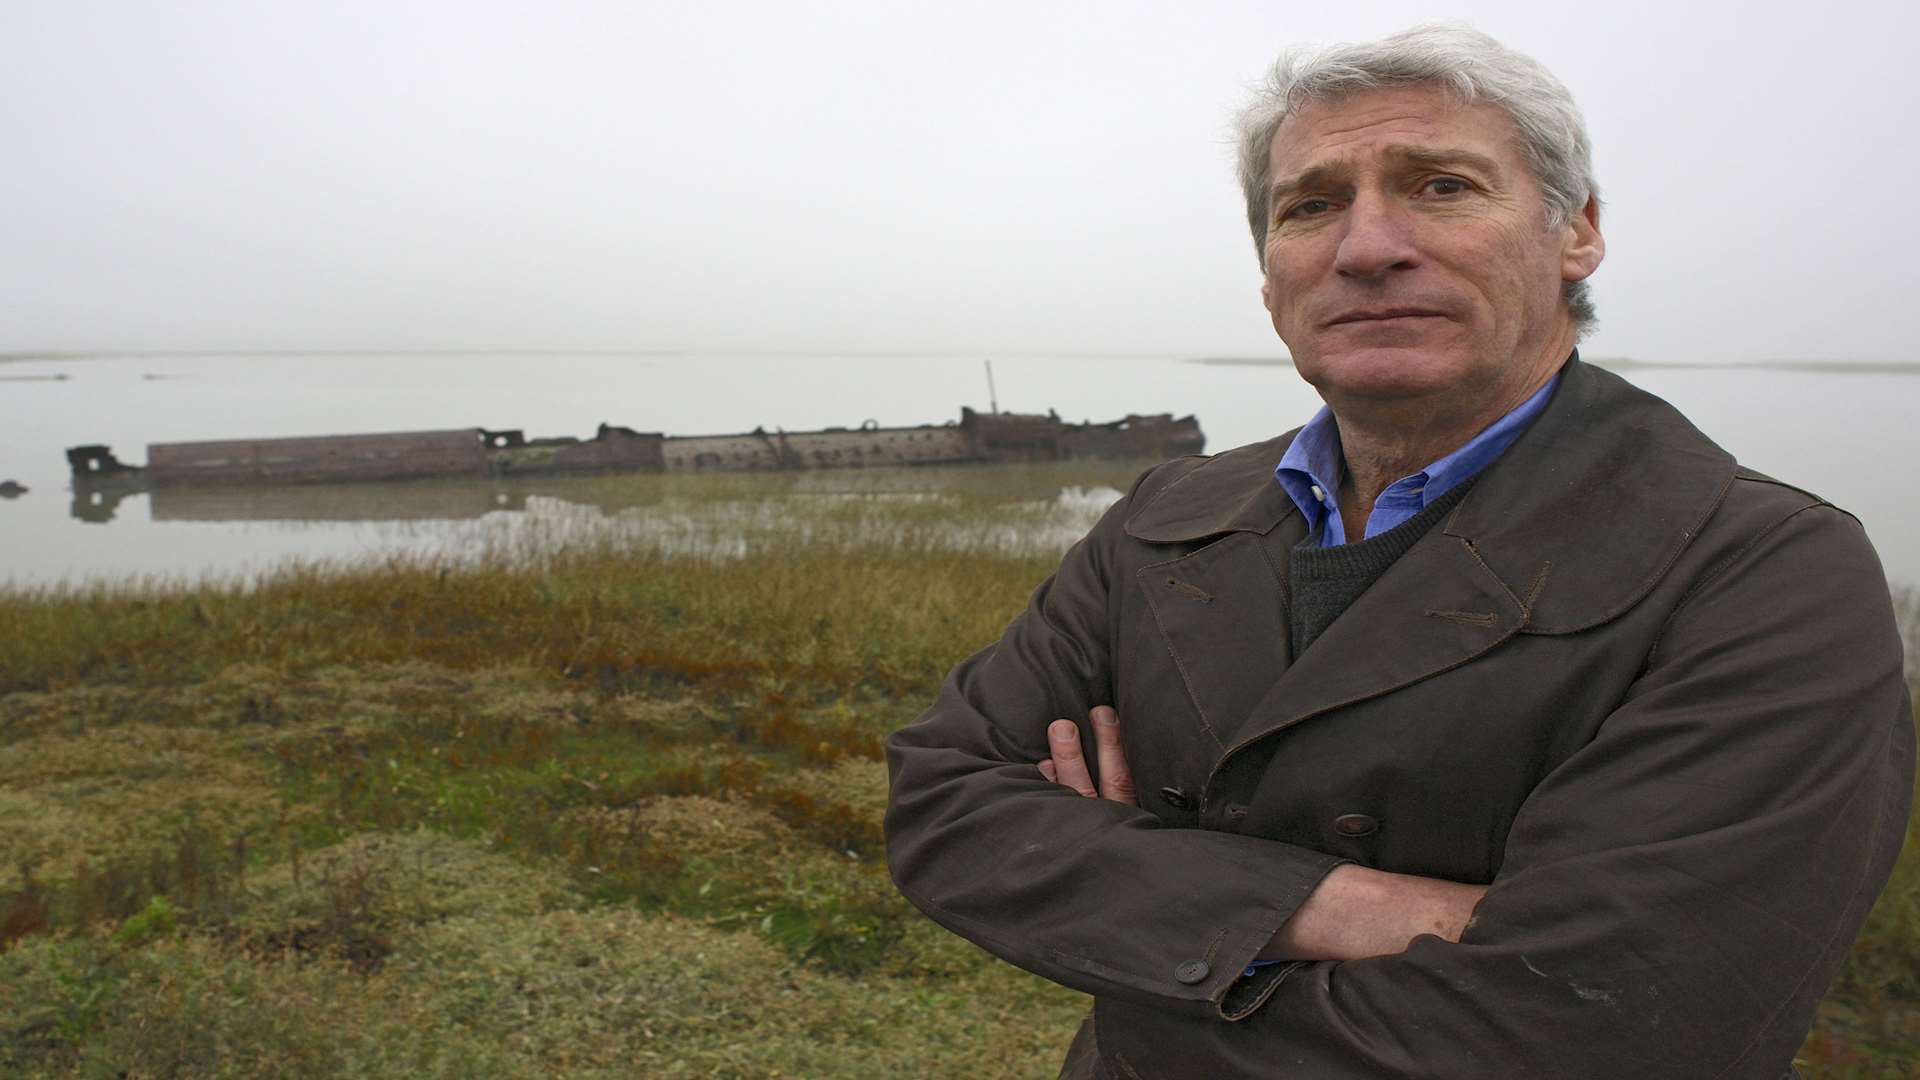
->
xmin=0 ymin=465 xmax=1914 ymax=1077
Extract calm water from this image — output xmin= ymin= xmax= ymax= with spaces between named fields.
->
xmin=2 ymin=352 xmax=1915 ymax=591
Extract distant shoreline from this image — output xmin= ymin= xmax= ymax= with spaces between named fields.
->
xmin=1186 ymin=355 xmax=1920 ymax=375
xmin=0 ymin=349 xmax=680 ymax=363
xmin=0 ymin=348 xmax=1167 ymax=363
xmin=5 ymin=351 xmax=1917 ymax=376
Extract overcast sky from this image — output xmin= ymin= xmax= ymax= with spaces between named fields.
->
xmin=3 ymin=0 xmax=1915 ymax=363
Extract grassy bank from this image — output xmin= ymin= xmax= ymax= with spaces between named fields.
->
xmin=1 ymin=465 xmax=1914 ymax=1077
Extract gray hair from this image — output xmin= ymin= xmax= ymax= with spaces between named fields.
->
xmin=1235 ymin=24 xmax=1599 ymax=334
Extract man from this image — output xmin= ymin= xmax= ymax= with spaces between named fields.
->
xmin=884 ymin=25 xmax=1913 ymax=1080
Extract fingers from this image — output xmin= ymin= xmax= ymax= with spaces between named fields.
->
xmin=1090 ymin=706 xmax=1138 ymax=805
xmin=1042 ymin=710 xmax=1137 ymax=805
xmin=1047 ymin=719 xmax=1097 ymax=797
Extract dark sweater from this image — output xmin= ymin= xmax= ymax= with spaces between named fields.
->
xmin=1288 ymin=481 xmax=1475 ymax=657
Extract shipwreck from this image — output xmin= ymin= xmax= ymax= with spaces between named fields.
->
xmin=67 ymin=407 xmax=1205 ymax=491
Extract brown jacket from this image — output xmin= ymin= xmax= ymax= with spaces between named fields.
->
xmin=884 ymin=359 xmax=1914 ymax=1079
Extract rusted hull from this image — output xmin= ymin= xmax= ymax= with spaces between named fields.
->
xmin=145 ymin=429 xmax=490 ymax=485
xmin=68 ymin=409 xmax=1204 ymax=489
xmin=663 ymin=424 xmax=978 ymax=471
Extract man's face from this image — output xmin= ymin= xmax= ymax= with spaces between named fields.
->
xmin=1259 ymin=83 xmax=1602 ymax=411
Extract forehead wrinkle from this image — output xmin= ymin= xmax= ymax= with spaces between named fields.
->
xmin=1387 ymin=145 xmax=1506 ymax=179
xmin=1308 ymin=108 xmax=1447 ymax=140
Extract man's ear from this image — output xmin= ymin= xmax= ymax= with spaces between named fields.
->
xmin=1562 ymin=194 xmax=1605 ymax=282
xmin=1260 ymin=276 xmax=1274 ymax=314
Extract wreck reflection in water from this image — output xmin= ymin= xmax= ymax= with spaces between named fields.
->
xmin=59 ymin=462 xmax=1147 ymax=578
xmin=73 ymin=480 xmax=529 ymax=526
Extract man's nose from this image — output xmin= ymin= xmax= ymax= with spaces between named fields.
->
xmin=1332 ymin=194 xmax=1418 ymax=279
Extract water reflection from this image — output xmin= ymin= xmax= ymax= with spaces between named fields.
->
xmin=71 ymin=486 xmax=124 ymax=523
xmin=55 ymin=461 xmax=1147 ymax=573
xmin=73 ymin=462 xmax=1146 ymax=522
xmin=72 ymin=482 xmax=526 ymax=525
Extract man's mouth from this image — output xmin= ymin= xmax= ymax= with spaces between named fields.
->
xmin=1324 ymin=307 xmax=1447 ymax=327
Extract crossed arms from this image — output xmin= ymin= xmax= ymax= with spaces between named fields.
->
xmin=1041 ymin=706 xmax=1487 ymax=965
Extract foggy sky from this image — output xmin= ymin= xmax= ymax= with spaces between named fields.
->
xmin=3 ymin=0 xmax=1916 ymax=364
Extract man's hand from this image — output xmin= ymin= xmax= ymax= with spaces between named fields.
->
xmin=1036 ymin=705 xmax=1136 ymax=804
xmin=1038 ymin=706 xmax=1486 ymax=962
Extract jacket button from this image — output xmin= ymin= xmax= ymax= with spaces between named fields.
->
xmin=1174 ymin=959 xmax=1210 ymax=984
xmin=1333 ymin=813 xmax=1379 ymax=837
xmin=1158 ymin=786 xmax=1196 ymax=811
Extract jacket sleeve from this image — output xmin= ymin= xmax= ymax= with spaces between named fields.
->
xmin=1098 ymin=503 xmax=1915 ymax=1078
xmin=883 ymin=463 xmax=1349 ymax=1013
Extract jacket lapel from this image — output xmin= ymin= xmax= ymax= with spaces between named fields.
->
xmin=1443 ymin=360 xmax=1735 ymax=635
xmin=1136 ymin=519 xmax=1304 ymax=751
xmin=1126 ymin=438 xmax=1302 ymax=751
xmin=1214 ymin=517 xmax=1529 ymax=756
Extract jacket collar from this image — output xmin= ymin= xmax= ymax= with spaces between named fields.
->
xmin=1123 ymin=358 xmax=1737 ymax=634
xmin=1124 ymin=432 xmax=1302 ymax=540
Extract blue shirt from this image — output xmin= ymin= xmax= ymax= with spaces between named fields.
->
xmin=1275 ymin=371 xmax=1562 ymax=547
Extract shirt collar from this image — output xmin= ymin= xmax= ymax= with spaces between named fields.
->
xmin=1274 ymin=362 xmax=1567 ymax=542
xmin=1417 ymin=369 xmax=1560 ymax=504
xmin=1273 ymin=405 xmax=1343 ymax=539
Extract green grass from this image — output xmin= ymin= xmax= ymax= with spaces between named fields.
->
xmin=0 ymin=464 xmax=1913 ymax=1077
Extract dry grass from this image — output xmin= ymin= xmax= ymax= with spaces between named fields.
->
xmin=0 ymin=463 xmax=1912 ymax=1077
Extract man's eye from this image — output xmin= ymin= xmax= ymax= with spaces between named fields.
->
xmin=1423 ymin=177 xmax=1470 ymax=196
xmin=1281 ymin=198 xmax=1334 ymax=222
